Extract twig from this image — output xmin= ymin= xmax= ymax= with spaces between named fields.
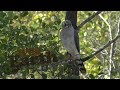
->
xmin=48 ymin=59 xmax=73 ymax=67
xmin=77 ymin=11 xmax=102 ymax=30
xmin=117 ymin=19 xmax=120 ymax=36
xmin=108 ymin=20 xmax=113 ymax=79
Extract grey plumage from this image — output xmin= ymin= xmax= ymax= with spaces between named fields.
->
xmin=60 ymin=20 xmax=80 ymax=60
xmin=60 ymin=20 xmax=86 ymax=74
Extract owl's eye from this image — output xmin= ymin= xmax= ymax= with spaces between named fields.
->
xmin=65 ymin=23 xmax=69 ymax=27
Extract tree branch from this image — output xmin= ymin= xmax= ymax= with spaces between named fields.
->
xmin=77 ymin=11 xmax=102 ymax=30
xmin=81 ymin=34 xmax=120 ymax=62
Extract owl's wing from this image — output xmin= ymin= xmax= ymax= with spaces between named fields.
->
xmin=74 ymin=29 xmax=80 ymax=53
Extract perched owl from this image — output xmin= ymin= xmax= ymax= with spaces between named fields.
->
xmin=60 ymin=20 xmax=86 ymax=74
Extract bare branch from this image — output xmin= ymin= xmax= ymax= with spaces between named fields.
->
xmin=108 ymin=24 xmax=114 ymax=79
xmin=117 ymin=19 xmax=120 ymax=35
xmin=81 ymin=34 xmax=120 ymax=62
xmin=77 ymin=11 xmax=102 ymax=30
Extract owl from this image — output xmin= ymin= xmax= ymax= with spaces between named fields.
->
xmin=60 ymin=20 xmax=86 ymax=74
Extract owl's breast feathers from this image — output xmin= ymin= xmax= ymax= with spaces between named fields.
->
xmin=60 ymin=25 xmax=80 ymax=60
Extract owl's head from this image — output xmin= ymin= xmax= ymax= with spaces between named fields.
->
xmin=62 ymin=20 xmax=72 ymax=28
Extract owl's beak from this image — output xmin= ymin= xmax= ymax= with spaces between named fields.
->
xmin=66 ymin=25 xmax=69 ymax=28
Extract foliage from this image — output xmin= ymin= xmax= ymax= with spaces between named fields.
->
xmin=0 ymin=11 xmax=120 ymax=79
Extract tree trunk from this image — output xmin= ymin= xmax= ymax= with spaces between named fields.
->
xmin=65 ymin=11 xmax=77 ymax=29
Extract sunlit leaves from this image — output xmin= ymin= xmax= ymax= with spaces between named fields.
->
xmin=0 ymin=11 xmax=120 ymax=79
xmin=0 ymin=11 xmax=65 ymax=78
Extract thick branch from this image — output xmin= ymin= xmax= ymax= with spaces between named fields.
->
xmin=77 ymin=11 xmax=102 ymax=30
xmin=81 ymin=34 xmax=120 ymax=62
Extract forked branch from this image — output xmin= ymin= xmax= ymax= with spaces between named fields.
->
xmin=81 ymin=34 xmax=120 ymax=62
